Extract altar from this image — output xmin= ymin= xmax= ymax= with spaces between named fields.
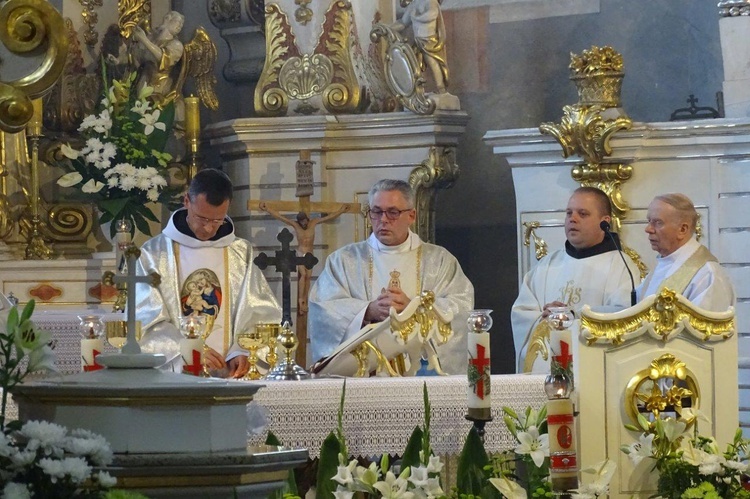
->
xmin=248 ymin=374 xmax=548 ymax=458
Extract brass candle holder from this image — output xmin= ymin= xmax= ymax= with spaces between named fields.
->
xmin=184 ymin=95 xmax=201 ymax=182
xmin=25 ymin=98 xmax=52 ymax=260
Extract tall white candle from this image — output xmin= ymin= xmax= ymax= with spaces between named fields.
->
xmin=467 ymin=330 xmax=491 ymax=412
xmin=81 ymin=337 xmax=104 ymax=372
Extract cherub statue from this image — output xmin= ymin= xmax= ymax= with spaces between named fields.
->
xmin=393 ymin=0 xmax=448 ymax=94
xmin=128 ymin=11 xmax=219 ymax=112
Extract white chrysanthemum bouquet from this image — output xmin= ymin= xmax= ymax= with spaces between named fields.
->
xmin=56 ymin=69 xmax=177 ymax=238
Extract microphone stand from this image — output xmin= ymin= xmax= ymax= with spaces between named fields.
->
xmin=600 ymin=221 xmax=637 ymax=306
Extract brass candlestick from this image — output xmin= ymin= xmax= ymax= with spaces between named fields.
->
xmin=184 ymin=95 xmax=201 ymax=182
xmin=25 ymin=98 xmax=52 ymax=260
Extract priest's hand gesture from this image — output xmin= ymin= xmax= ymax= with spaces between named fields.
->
xmin=204 ymin=348 xmax=227 ymax=370
xmin=364 ymin=287 xmax=411 ymax=323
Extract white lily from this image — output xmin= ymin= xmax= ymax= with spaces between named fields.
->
xmin=625 ymin=433 xmax=654 ymax=466
xmin=515 ymin=425 xmax=549 ymax=468
xmin=489 ymin=477 xmax=527 ymax=499
xmin=332 ymin=464 xmax=354 ymax=486
xmin=372 ymin=470 xmax=413 ymax=499
xmin=426 ymin=455 xmax=443 ymax=474
xmin=81 ymin=179 xmax=105 ymax=194
xmin=57 ymin=172 xmax=83 ymax=188
xmin=679 ymin=407 xmax=711 ymax=425
xmin=580 ymin=458 xmax=616 ymax=489
xmin=60 ymin=143 xmax=79 ymax=160
xmin=408 ymin=466 xmax=429 ymax=488
xmin=332 ymin=486 xmax=354 ymax=499
xmin=139 ymin=109 xmax=165 ymax=136
xmin=661 ymin=418 xmax=687 ymax=443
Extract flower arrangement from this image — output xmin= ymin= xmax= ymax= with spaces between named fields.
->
xmin=0 ymin=300 xmax=147 ymax=499
xmin=621 ymin=411 xmax=750 ymax=499
xmin=56 ymin=68 xmax=178 ymax=238
xmin=315 ymin=381 xmax=445 ymax=499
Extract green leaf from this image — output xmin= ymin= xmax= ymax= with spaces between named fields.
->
xmin=316 ymin=432 xmax=342 ymax=499
xmin=19 ymin=299 xmax=35 ymax=324
xmin=265 ymin=431 xmax=282 ymax=446
xmin=502 ymin=406 xmax=519 ymax=420
xmin=401 ymin=425 xmax=423 ymax=471
xmin=457 ymin=426 xmax=489 ymax=495
xmin=6 ymin=306 xmax=18 ymax=335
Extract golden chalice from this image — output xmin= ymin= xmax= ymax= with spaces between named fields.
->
xmin=237 ymin=329 xmax=264 ymax=380
xmin=255 ymin=322 xmax=281 ymax=371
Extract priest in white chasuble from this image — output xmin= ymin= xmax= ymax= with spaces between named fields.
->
xmin=134 ymin=169 xmax=281 ymax=378
xmin=308 ymin=179 xmax=474 ymax=374
xmin=511 ymin=187 xmax=640 ymax=372
xmin=637 ymin=193 xmax=735 ymax=311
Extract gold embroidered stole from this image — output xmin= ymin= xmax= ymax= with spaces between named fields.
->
xmin=642 ymin=245 xmax=717 ymax=296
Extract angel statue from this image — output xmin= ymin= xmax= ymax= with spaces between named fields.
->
xmin=393 ymin=0 xmax=448 ymax=94
xmin=129 ymin=10 xmax=219 ymax=113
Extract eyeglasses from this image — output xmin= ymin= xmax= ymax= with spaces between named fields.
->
xmin=191 ymin=214 xmax=227 ymax=227
xmin=367 ymin=208 xmax=413 ymax=221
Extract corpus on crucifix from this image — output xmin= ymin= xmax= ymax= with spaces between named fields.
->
xmin=248 ymin=150 xmax=360 ymax=364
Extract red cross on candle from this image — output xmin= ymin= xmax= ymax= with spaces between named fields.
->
xmin=182 ymin=349 xmax=202 ymax=376
xmin=552 ymin=340 xmax=573 ymax=370
xmin=470 ymin=344 xmax=490 ymax=399
xmin=83 ymin=349 xmax=103 ymax=372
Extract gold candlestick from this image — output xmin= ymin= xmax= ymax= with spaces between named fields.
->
xmin=184 ymin=96 xmax=201 ymax=182
xmin=25 ymin=98 xmax=52 ymax=260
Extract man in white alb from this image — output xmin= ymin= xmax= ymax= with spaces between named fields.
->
xmin=308 ymin=179 xmax=474 ymax=374
xmin=134 ymin=169 xmax=281 ymax=378
xmin=637 ymin=193 xmax=735 ymax=310
xmin=511 ymin=187 xmax=640 ymax=372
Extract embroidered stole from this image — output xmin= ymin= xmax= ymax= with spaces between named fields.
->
xmin=642 ymin=245 xmax=717 ymax=296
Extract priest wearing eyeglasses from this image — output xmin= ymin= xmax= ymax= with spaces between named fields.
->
xmin=308 ymin=179 xmax=474 ymax=373
xmin=134 ymin=168 xmax=281 ymax=378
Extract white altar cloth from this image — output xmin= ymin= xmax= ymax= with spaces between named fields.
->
xmin=248 ymin=375 xmax=547 ymax=458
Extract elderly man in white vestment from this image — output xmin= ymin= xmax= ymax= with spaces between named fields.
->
xmin=511 ymin=187 xmax=640 ymax=372
xmin=636 ymin=193 xmax=735 ymax=310
xmin=308 ymin=179 xmax=474 ymax=374
xmin=134 ymin=169 xmax=281 ymax=378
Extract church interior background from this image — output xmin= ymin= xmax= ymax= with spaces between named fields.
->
xmin=0 ymin=0 xmax=738 ymax=378
xmin=0 ymin=0 xmax=748 ymax=497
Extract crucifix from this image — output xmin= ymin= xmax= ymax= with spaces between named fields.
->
xmin=111 ymin=246 xmax=161 ymax=355
xmin=248 ymin=150 xmax=361 ymax=364
xmin=253 ymin=228 xmax=318 ymax=365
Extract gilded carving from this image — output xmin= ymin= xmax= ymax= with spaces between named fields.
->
xmin=522 ymin=221 xmax=548 ymax=261
xmin=523 ymin=320 xmax=550 ymax=373
xmin=409 ymin=146 xmax=459 ymax=243
xmin=46 ymin=204 xmax=94 ymax=241
xmin=625 ymin=353 xmax=700 ymax=427
xmin=79 ymin=0 xmax=103 ymax=46
xmin=118 ymin=0 xmax=152 ymax=39
xmin=279 ymin=54 xmax=333 ymax=100
xmin=370 ymin=22 xmax=435 ymax=115
xmin=255 ymin=1 xmax=363 ymax=116
xmin=294 ymin=0 xmax=313 ymax=25
xmin=623 ymin=245 xmax=649 ymax=280
xmin=540 ymin=46 xmax=634 ymax=233
xmin=389 ymin=291 xmax=452 ymax=345
xmin=580 ymin=288 xmax=735 ymax=345
xmin=0 ymin=0 xmax=69 ymax=133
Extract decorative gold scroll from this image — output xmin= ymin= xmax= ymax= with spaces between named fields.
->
xmin=580 ymin=288 xmax=735 ymax=345
xmin=0 ymin=0 xmax=69 ymax=133
xmin=540 ymin=46 xmax=634 ymax=231
xmin=522 ymin=221 xmax=548 ymax=261
xmin=409 ymin=146 xmax=459 ymax=243
xmin=79 ymin=0 xmax=103 ymax=46
xmin=118 ymin=0 xmax=152 ymax=39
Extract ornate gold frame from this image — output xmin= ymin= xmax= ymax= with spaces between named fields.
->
xmin=409 ymin=146 xmax=459 ymax=243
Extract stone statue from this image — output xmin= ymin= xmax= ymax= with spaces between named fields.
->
xmin=394 ymin=0 xmax=448 ymax=94
xmin=131 ymin=11 xmax=186 ymax=106
xmin=259 ymin=203 xmax=348 ymax=314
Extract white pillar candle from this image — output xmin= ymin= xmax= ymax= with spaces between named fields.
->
xmin=547 ymin=397 xmax=578 ymax=491
xmin=81 ymin=337 xmax=104 ymax=372
xmin=467 ymin=330 xmax=491 ymax=415
xmin=181 ymin=337 xmax=204 ymax=376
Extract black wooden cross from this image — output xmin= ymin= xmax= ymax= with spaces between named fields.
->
xmin=254 ymin=228 xmax=318 ymax=326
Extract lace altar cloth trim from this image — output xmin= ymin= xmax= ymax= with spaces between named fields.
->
xmin=248 ymin=374 xmax=547 ymax=458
